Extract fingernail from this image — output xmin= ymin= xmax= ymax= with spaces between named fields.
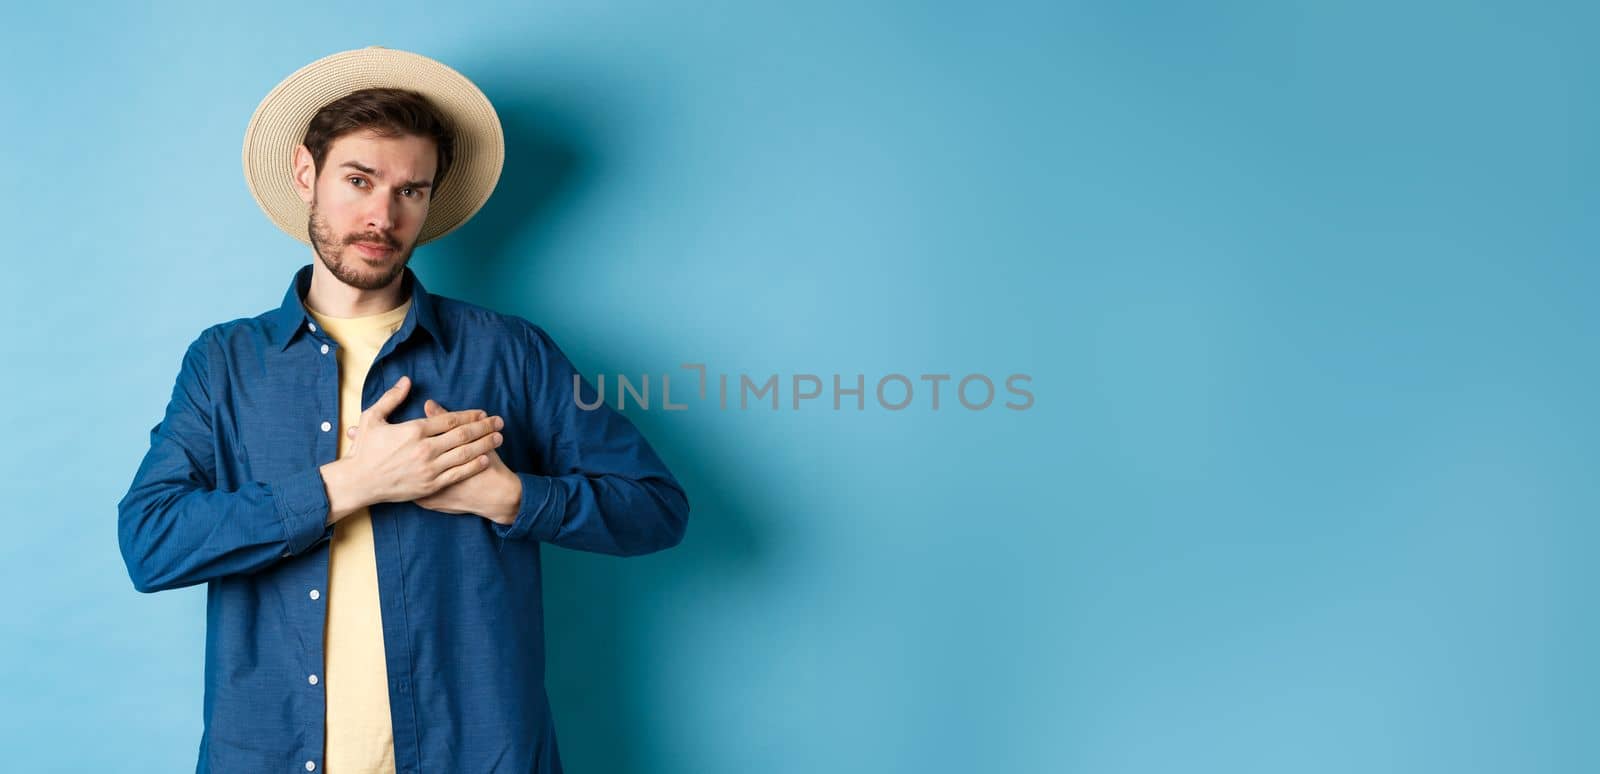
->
xmin=494 ymin=416 xmax=504 ymax=430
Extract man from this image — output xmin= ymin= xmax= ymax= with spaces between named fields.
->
xmin=117 ymin=47 xmax=689 ymax=774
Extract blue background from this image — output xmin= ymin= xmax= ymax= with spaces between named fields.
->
xmin=2 ymin=1 xmax=1594 ymax=772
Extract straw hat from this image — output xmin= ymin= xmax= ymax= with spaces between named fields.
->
xmin=241 ymin=45 xmax=505 ymax=246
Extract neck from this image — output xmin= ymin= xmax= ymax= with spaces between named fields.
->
xmin=304 ymin=257 xmax=407 ymax=317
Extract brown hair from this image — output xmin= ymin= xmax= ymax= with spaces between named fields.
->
xmin=301 ymin=87 xmax=457 ymax=195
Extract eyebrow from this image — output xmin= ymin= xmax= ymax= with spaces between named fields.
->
xmin=338 ymin=160 xmax=433 ymax=190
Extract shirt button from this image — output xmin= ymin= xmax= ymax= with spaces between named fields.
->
xmin=305 ymin=761 xmax=316 ymax=771
xmin=320 ymin=421 xmax=332 ymax=432
xmin=308 ymin=674 xmax=319 ymax=685
xmin=282 ymin=551 xmax=292 ymax=558
xmin=309 ymin=589 xmax=320 ymax=600
xmin=320 ymin=343 xmax=330 ymax=354
xmin=307 ymin=321 xmax=316 ymax=332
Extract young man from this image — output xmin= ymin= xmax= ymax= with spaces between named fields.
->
xmin=117 ymin=47 xmax=689 ymax=774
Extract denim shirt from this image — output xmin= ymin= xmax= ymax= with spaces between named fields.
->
xmin=117 ymin=263 xmax=690 ymax=773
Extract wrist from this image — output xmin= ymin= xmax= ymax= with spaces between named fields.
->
xmin=319 ymin=458 xmax=372 ymax=525
xmin=489 ymin=469 xmax=523 ymax=526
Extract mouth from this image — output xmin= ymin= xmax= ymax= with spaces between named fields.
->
xmin=352 ymin=241 xmax=394 ymax=258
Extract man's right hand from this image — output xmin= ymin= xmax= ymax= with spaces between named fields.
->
xmin=319 ymin=374 xmax=504 ymax=524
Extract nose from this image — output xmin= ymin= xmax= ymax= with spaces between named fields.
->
xmin=365 ymin=195 xmax=397 ymax=236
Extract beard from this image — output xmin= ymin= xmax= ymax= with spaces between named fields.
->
xmin=307 ymin=198 xmax=412 ymax=291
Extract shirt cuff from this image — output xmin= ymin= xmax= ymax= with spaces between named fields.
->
xmin=492 ymin=471 xmax=560 ymax=543
xmin=272 ymin=465 xmax=332 ymax=556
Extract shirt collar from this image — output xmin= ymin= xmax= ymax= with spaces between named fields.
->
xmin=268 ymin=263 xmax=448 ymax=355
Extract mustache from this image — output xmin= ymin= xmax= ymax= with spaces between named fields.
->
xmin=306 ymin=208 xmax=399 ymax=250
xmin=348 ymin=235 xmax=398 ymax=248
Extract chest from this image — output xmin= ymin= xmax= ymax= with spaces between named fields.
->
xmin=205 ymin=334 xmax=536 ymax=489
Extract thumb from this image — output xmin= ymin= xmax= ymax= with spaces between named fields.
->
xmin=365 ymin=375 xmax=411 ymax=423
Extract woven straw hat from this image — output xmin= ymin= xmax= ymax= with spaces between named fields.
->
xmin=241 ymin=45 xmax=504 ymax=246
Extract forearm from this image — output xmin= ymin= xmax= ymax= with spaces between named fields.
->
xmin=117 ymin=464 xmax=334 ymax=593
xmin=319 ymin=457 xmax=375 ymax=525
xmin=491 ymin=469 xmax=689 ymax=556
xmin=505 ymin=319 xmax=691 ymax=556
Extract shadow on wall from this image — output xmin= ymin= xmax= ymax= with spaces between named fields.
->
xmin=432 ymin=92 xmax=771 ymax=773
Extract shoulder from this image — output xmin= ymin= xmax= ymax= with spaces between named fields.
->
xmin=202 ymin=307 xmax=282 ymax=350
xmin=427 ymin=292 xmax=559 ymax=350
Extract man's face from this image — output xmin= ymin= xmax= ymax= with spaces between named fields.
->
xmin=292 ymin=129 xmax=438 ymax=291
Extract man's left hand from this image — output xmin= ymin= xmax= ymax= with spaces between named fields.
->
xmin=351 ymin=398 xmax=522 ymax=525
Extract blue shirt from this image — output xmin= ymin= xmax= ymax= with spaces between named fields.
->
xmin=117 ymin=263 xmax=690 ymax=774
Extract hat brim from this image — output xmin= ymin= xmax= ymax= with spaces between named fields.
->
xmin=241 ymin=46 xmax=504 ymax=247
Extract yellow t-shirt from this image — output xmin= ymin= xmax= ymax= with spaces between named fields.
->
xmin=307 ymin=295 xmax=412 ymax=774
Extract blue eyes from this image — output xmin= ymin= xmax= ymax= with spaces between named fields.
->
xmin=348 ymin=176 xmax=420 ymax=198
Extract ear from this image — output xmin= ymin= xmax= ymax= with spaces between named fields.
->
xmin=291 ymin=144 xmax=317 ymax=204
